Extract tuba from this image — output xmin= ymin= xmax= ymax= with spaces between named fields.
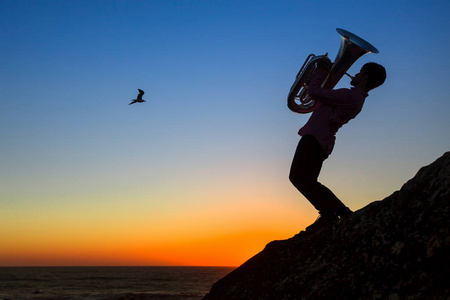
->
xmin=287 ymin=28 xmax=379 ymax=113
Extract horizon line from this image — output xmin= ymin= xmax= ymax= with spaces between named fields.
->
xmin=0 ymin=265 xmax=237 ymax=268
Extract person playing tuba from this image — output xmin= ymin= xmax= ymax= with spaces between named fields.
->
xmin=289 ymin=59 xmax=386 ymax=231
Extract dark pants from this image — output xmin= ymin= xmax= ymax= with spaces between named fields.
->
xmin=289 ymin=135 xmax=352 ymax=217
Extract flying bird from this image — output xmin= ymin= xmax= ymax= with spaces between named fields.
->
xmin=129 ymin=89 xmax=146 ymax=105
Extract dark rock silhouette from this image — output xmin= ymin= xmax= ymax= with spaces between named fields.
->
xmin=204 ymin=151 xmax=450 ymax=300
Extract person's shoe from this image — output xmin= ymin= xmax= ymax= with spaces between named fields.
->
xmin=305 ymin=212 xmax=338 ymax=232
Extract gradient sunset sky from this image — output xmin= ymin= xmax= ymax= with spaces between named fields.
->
xmin=1 ymin=0 xmax=449 ymax=267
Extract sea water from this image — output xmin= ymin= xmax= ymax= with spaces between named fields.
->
xmin=0 ymin=266 xmax=234 ymax=300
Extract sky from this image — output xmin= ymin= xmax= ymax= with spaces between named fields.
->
xmin=1 ymin=0 xmax=449 ymax=267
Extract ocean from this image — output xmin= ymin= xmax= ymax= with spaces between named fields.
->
xmin=0 ymin=266 xmax=234 ymax=300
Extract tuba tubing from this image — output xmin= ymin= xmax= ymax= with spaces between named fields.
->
xmin=287 ymin=28 xmax=379 ymax=114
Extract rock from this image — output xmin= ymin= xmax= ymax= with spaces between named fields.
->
xmin=204 ymin=151 xmax=450 ymax=300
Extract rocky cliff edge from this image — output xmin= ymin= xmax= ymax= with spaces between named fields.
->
xmin=204 ymin=151 xmax=450 ymax=300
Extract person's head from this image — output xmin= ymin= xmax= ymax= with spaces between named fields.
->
xmin=351 ymin=62 xmax=386 ymax=92
xmin=361 ymin=62 xmax=386 ymax=91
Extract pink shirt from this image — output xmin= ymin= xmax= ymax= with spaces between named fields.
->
xmin=298 ymin=69 xmax=368 ymax=156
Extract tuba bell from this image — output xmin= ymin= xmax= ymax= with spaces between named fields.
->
xmin=287 ymin=28 xmax=379 ymax=114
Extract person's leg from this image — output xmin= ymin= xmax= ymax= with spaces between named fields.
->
xmin=289 ymin=135 xmax=352 ymax=217
xmin=289 ymin=135 xmax=329 ymax=213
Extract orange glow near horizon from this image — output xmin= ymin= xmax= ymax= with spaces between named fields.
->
xmin=1 ymin=192 xmax=313 ymax=267
xmin=1 ymin=227 xmax=298 ymax=267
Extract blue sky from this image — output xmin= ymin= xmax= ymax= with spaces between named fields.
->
xmin=1 ymin=0 xmax=450 ymax=265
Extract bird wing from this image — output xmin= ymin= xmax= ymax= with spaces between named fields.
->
xmin=137 ymin=89 xmax=144 ymax=100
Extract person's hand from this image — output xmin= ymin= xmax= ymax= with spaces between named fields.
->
xmin=316 ymin=59 xmax=332 ymax=70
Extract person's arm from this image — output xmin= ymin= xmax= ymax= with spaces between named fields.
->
xmin=308 ymin=68 xmax=345 ymax=106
